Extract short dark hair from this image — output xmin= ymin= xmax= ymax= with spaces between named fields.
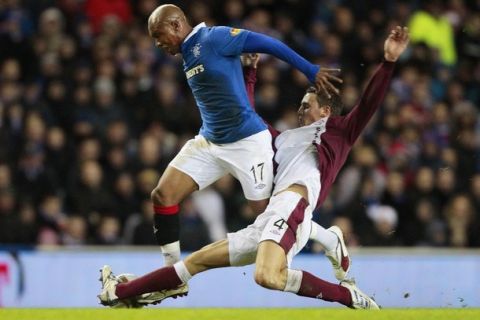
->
xmin=305 ymin=86 xmax=344 ymax=116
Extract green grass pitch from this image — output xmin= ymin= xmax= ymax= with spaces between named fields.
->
xmin=1 ymin=308 xmax=480 ymax=320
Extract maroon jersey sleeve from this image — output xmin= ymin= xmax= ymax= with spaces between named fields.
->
xmin=315 ymin=61 xmax=395 ymax=208
xmin=243 ymin=67 xmax=257 ymax=110
xmin=341 ymin=61 xmax=395 ymax=145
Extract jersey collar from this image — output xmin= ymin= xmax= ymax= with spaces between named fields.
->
xmin=183 ymin=22 xmax=206 ymax=44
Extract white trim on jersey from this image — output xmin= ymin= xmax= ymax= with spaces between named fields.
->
xmin=184 ymin=22 xmax=207 ymax=43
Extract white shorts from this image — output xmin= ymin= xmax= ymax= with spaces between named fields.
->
xmin=227 ymin=191 xmax=313 ymax=267
xmin=169 ymin=130 xmax=274 ymax=201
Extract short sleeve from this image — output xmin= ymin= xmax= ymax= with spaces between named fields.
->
xmin=208 ymin=26 xmax=250 ymax=56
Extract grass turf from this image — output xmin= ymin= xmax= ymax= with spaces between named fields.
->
xmin=1 ymin=308 xmax=479 ymax=320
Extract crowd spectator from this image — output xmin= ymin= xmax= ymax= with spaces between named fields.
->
xmin=0 ymin=0 xmax=479 ymax=249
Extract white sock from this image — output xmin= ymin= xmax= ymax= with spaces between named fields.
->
xmin=160 ymin=241 xmax=181 ymax=266
xmin=309 ymin=221 xmax=338 ymax=251
xmin=284 ymin=269 xmax=302 ymax=293
xmin=173 ymin=261 xmax=192 ymax=284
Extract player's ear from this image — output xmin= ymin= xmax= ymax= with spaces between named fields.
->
xmin=325 ymin=105 xmax=332 ymax=116
xmin=170 ymin=18 xmax=180 ymax=32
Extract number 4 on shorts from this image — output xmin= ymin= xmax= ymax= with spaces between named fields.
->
xmin=274 ymin=218 xmax=287 ymax=230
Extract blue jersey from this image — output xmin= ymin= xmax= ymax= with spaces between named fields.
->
xmin=181 ymin=24 xmax=267 ymax=144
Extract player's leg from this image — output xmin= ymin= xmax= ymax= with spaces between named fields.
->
xmin=253 ymin=190 xmax=378 ymax=309
xmin=99 ymin=226 xmax=263 ymax=307
xmin=152 ymin=135 xmax=227 ymax=266
xmin=253 ymin=221 xmax=353 ymax=308
xmin=254 ymin=240 xmax=288 ymax=290
xmin=218 ymin=129 xmax=274 ymax=215
xmin=254 ymin=240 xmax=353 ymax=307
xmin=252 ymin=189 xmax=308 ymax=291
xmin=309 ymin=221 xmax=338 ymax=252
xmin=99 ymin=239 xmax=232 ymax=305
xmin=309 ymin=221 xmax=351 ymax=280
xmin=99 ymin=211 xmax=264 ymax=307
xmin=247 ymin=199 xmax=270 ymax=215
xmin=183 ymin=239 xmax=230 ymax=274
xmin=280 ymin=265 xmax=379 ymax=309
xmin=151 ymin=165 xmax=198 ymax=265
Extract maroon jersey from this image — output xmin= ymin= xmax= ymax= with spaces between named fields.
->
xmin=243 ymin=67 xmax=257 ymax=111
xmin=243 ymin=61 xmax=395 ymax=209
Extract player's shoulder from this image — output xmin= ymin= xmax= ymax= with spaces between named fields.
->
xmin=325 ymin=115 xmax=344 ymax=126
xmin=323 ymin=115 xmax=348 ymax=134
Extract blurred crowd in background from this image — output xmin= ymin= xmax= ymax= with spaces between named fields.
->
xmin=0 ymin=0 xmax=479 ymax=250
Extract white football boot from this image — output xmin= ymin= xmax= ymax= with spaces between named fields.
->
xmin=325 ymin=226 xmax=351 ymax=281
xmin=340 ymin=280 xmax=380 ymax=310
xmin=137 ymin=284 xmax=189 ymax=305
xmin=98 ymin=265 xmax=122 ymax=307
xmin=117 ymin=273 xmax=189 ymax=306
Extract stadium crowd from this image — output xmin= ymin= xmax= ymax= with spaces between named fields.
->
xmin=0 ymin=0 xmax=479 ymax=249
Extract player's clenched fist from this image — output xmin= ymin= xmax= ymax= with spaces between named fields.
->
xmin=241 ymin=53 xmax=260 ymax=69
xmin=384 ymin=26 xmax=410 ymax=62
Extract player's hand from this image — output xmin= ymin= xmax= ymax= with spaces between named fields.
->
xmin=384 ymin=26 xmax=410 ymax=62
xmin=315 ymin=68 xmax=342 ymax=99
xmin=241 ymin=53 xmax=260 ymax=68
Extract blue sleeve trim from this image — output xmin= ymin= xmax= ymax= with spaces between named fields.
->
xmin=243 ymin=32 xmax=319 ymax=83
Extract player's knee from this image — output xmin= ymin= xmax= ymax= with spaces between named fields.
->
xmin=151 ymin=185 xmax=176 ymax=206
xmin=254 ymin=266 xmax=283 ymax=291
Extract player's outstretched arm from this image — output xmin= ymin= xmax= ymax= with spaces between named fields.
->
xmin=343 ymin=26 xmax=409 ymax=145
xmin=242 ymin=32 xmax=342 ymax=97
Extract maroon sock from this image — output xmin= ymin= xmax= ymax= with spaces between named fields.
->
xmin=115 ymin=266 xmax=182 ymax=299
xmin=297 ymin=271 xmax=352 ymax=307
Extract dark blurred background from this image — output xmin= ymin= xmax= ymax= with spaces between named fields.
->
xmin=0 ymin=0 xmax=479 ymax=250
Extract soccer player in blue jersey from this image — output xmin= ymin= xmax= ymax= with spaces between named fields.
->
xmin=146 ymin=4 xmax=342 ymax=269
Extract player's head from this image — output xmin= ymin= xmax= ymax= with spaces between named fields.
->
xmin=297 ymin=87 xmax=343 ymax=126
xmin=148 ymin=4 xmax=191 ymax=56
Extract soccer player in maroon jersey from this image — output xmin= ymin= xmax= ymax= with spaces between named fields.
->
xmin=98 ymin=26 xmax=409 ymax=309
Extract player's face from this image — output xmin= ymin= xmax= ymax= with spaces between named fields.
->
xmin=149 ymin=23 xmax=182 ymax=55
xmin=298 ymin=93 xmax=331 ymax=126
